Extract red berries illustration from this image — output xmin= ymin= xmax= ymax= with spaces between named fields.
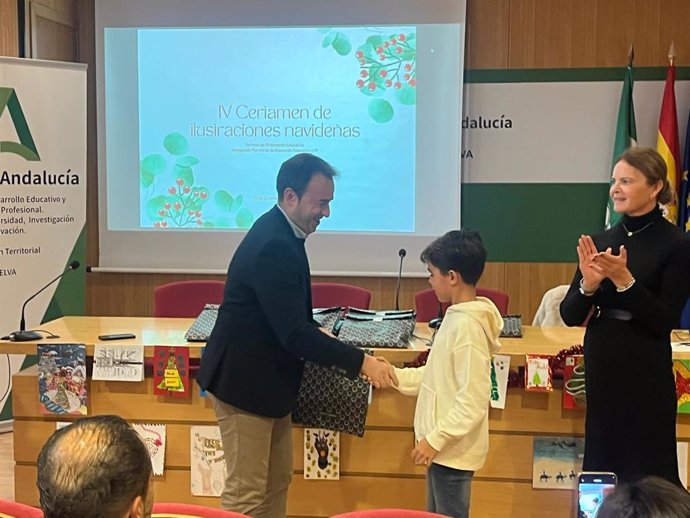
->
xmin=183 ymin=186 xmax=191 ymax=193
xmin=174 ymin=202 xmax=181 ymax=210
xmin=354 ymin=32 xmax=415 ymax=102
xmin=200 ymin=192 xmax=208 ymax=199
xmin=168 ymin=186 xmax=176 ymax=195
xmin=176 ymin=178 xmax=184 ymax=186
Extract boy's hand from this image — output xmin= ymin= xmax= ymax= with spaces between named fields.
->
xmin=412 ymin=438 xmax=438 ymax=466
xmin=360 ymin=354 xmax=398 ymax=388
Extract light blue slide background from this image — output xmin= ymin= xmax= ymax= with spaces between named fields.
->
xmin=137 ymin=27 xmax=416 ymax=232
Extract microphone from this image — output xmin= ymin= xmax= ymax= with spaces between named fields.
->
xmin=394 ymin=248 xmax=406 ymax=310
xmin=8 ymin=260 xmax=80 ymax=342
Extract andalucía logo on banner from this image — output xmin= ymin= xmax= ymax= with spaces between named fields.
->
xmin=0 ymin=58 xmax=87 ymax=423
xmin=0 ymin=87 xmax=40 ymax=161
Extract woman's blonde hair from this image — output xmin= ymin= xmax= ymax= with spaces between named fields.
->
xmin=618 ymin=147 xmax=675 ymax=205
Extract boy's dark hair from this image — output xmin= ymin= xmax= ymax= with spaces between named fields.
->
xmin=420 ymin=229 xmax=487 ymax=285
xmin=276 ymin=153 xmax=337 ymax=201
xmin=37 ymin=415 xmax=152 ymax=518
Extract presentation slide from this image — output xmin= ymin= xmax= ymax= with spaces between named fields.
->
xmin=134 ymin=27 xmax=416 ymax=232
xmin=96 ymin=0 xmax=466 ymax=274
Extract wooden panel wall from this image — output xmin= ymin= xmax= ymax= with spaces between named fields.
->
xmin=0 ymin=0 xmax=19 ymax=56
xmin=3 ymin=0 xmax=689 ymax=321
xmin=466 ymin=0 xmax=690 ymax=68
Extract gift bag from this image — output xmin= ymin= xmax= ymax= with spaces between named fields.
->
xmin=334 ymin=309 xmax=416 ymax=349
xmin=292 ymin=361 xmax=370 ymax=437
xmin=312 ymin=307 xmax=344 ymax=330
xmin=184 ymin=304 xmax=219 ymax=342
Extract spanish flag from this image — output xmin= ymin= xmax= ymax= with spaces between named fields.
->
xmin=656 ymin=53 xmax=681 ymax=224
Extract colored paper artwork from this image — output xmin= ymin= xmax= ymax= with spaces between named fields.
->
xmin=93 ymin=344 xmax=144 ymax=382
xmin=490 ymin=354 xmax=511 ymax=409
xmin=153 ymin=346 xmax=189 ymax=397
xmin=673 ymin=360 xmax=690 ymax=413
xmin=532 ymin=436 xmax=584 ymax=490
xmin=525 ymin=354 xmax=553 ymax=392
xmin=133 ymin=423 xmax=166 ymax=476
xmin=191 ymin=426 xmax=227 ymax=497
xmin=37 ymin=344 xmax=87 ymax=415
xmin=304 ymin=428 xmax=340 ymax=480
xmin=563 ymin=355 xmax=586 ymax=410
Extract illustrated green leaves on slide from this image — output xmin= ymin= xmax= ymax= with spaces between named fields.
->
xmin=214 ymin=190 xmax=254 ymax=228
xmin=368 ymin=98 xmax=394 ymax=123
xmin=321 ymin=28 xmax=352 ymax=56
xmin=140 ymin=131 xmax=255 ymax=229
xmin=319 ymin=28 xmax=416 ymax=123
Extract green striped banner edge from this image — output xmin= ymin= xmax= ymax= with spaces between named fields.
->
xmin=461 ymin=183 xmax=610 ymax=262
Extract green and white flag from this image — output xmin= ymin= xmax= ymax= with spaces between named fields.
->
xmin=605 ymin=64 xmax=637 ymax=229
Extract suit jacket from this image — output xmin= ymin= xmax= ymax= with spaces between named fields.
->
xmin=197 ymin=206 xmax=364 ymax=418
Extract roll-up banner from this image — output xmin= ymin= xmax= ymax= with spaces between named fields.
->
xmin=0 ymin=57 xmax=87 ymax=427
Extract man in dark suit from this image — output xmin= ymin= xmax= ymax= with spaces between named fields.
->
xmin=197 ymin=153 xmax=397 ymax=518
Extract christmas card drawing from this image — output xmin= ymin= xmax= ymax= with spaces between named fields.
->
xmin=93 ymin=344 xmax=144 ymax=382
xmin=532 ymin=436 xmax=584 ymax=490
xmin=133 ymin=423 xmax=166 ymax=476
xmin=304 ymin=428 xmax=340 ymax=480
xmin=38 ymin=344 xmax=87 ymax=415
xmin=525 ymin=354 xmax=553 ymax=392
xmin=490 ymin=354 xmax=511 ymax=409
xmin=191 ymin=426 xmax=227 ymax=497
xmin=673 ymin=360 xmax=690 ymax=413
xmin=153 ymin=346 xmax=189 ymax=397
xmin=563 ymin=355 xmax=586 ymax=409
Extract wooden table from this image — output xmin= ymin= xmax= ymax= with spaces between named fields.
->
xmin=3 ymin=317 xmax=689 ymax=518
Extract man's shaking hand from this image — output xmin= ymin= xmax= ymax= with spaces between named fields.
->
xmin=360 ymin=354 xmax=398 ymax=389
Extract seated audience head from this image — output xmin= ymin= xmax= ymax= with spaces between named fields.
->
xmin=37 ymin=415 xmax=153 ymax=518
xmin=420 ymin=229 xmax=487 ymax=300
xmin=595 ymin=476 xmax=690 ymax=518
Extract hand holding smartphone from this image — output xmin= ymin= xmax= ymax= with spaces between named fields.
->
xmin=577 ymin=472 xmax=617 ymax=518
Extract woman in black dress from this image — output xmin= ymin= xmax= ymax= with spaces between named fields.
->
xmin=560 ymin=147 xmax=690 ymax=485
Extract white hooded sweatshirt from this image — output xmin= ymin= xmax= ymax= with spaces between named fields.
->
xmin=394 ymin=296 xmax=503 ymax=471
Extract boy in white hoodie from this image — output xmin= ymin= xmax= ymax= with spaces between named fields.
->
xmin=394 ymin=229 xmax=503 ymax=518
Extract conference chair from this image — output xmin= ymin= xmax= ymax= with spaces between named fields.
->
xmin=0 ymin=500 xmax=44 ymax=518
xmin=153 ymin=280 xmax=225 ymax=318
xmin=152 ymin=503 xmax=249 ymax=518
xmin=532 ymin=285 xmax=569 ymax=327
xmin=311 ymin=282 xmax=372 ymax=309
xmin=414 ymin=287 xmax=510 ymax=322
xmin=330 ymin=509 xmax=449 ymax=518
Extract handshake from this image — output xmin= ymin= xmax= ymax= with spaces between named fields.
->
xmin=360 ymin=354 xmax=398 ymax=389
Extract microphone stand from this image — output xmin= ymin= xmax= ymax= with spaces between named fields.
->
xmin=9 ymin=261 xmax=80 ymax=342
xmin=395 ymin=249 xmax=406 ymax=310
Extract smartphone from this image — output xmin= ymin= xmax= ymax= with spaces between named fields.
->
xmin=577 ymin=472 xmax=617 ymax=518
xmin=97 ymin=333 xmax=136 ymax=341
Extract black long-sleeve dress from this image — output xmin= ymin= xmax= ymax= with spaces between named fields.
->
xmin=560 ymin=207 xmax=690 ymax=484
